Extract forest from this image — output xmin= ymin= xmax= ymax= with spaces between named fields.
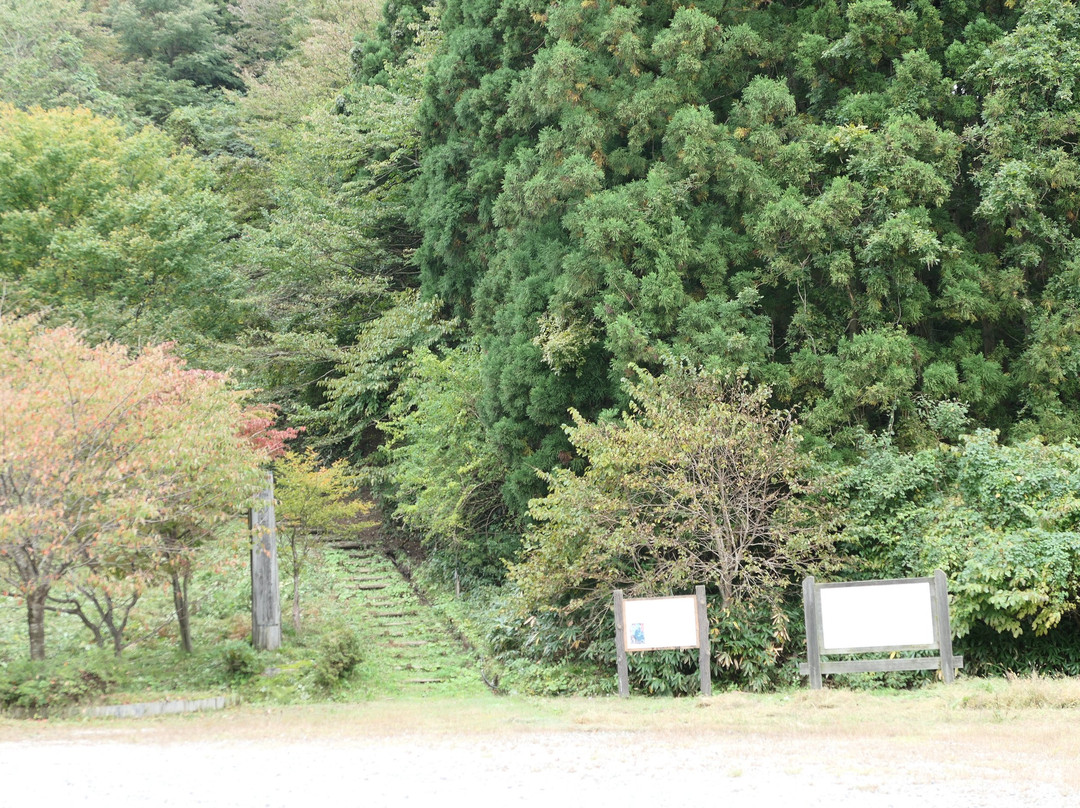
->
xmin=3 ymin=0 xmax=1080 ymax=702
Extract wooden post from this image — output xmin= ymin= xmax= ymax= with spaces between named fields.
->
xmin=933 ymin=569 xmax=956 ymax=684
xmin=613 ymin=589 xmax=629 ymax=698
xmin=249 ymin=472 xmax=281 ymax=651
xmin=802 ymin=576 xmax=822 ymax=690
xmin=695 ymin=585 xmax=711 ymax=697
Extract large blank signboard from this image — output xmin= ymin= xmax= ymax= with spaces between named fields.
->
xmin=819 ymin=580 xmax=936 ymax=652
xmin=622 ymin=595 xmax=698 ymax=652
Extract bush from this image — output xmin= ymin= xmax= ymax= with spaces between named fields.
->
xmin=491 ymin=594 xmax=801 ymax=695
xmin=499 ymin=657 xmax=614 ymax=696
xmin=219 ymin=640 xmax=260 ymax=681
xmin=958 ymin=622 xmax=1080 ymax=677
xmin=510 ymin=365 xmax=835 ymax=677
xmin=840 ymin=430 xmax=1080 ymax=674
xmin=313 ymin=628 xmax=362 ymax=689
xmin=0 ymin=660 xmax=113 ymax=714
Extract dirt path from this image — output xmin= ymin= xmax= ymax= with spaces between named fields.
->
xmin=1 ymin=729 xmax=1073 ymax=807
xmin=3 ymin=696 xmax=1078 ymax=807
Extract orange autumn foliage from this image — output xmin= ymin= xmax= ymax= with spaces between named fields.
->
xmin=0 ymin=315 xmax=268 ymax=659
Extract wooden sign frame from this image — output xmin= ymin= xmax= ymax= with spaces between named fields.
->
xmin=613 ymin=587 xmax=711 ymax=698
xmin=799 ymin=570 xmax=963 ymax=689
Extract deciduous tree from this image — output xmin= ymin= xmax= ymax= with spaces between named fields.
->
xmin=378 ymin=343 xmax=516 ymax=582
xmin=0 ymin=315 xmax=266 ymax=659
xmin=0 ymin=105 xmax=243 ymax=347
xmin=0 ymin=0 xmax=125 ymax=116
xmin=274 ymin=448 xmax=369 ymax=632
xmin=511 ymin=364 xmax=835 ymax=645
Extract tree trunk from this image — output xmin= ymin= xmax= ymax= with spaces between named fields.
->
xmin=27 ymin=587 xmax=47 ymax=661
xmin=171 ymin=569 xmax=193 ymax=653
xmin=292 ymin=575 xmax=301 ymax=633
xmin=101 ymin=593 xmax=138 ymax=658
xmin=46 ymin=594 xmax=104 ymax=649
xmin=291 ymin=533 xmax=301 ymax=633
xmin=109 ymin=621 xmax=125 ymax=657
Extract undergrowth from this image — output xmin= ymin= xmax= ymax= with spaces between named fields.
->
xmin=0 ymin=542 xmax=378 ymax=712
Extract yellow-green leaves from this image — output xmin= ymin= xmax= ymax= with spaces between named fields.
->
xmin=0 ymin=105 xmax=240 ymax=345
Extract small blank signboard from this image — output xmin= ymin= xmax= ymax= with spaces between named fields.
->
xmin=622 ymin=595 xmax=698 ymax=652
xmin=819 ymin=580 xmax=935 ymax=653
xmin=613 ymin=588 xmax=711 ymax=698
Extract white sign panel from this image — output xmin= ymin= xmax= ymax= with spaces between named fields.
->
xmin=622 ymin=595 xmax=698 ymax=652
xmin=819 ymin=581 xmax=936 ymax=652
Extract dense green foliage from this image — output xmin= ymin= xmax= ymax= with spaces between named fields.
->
xmin=502 ymin=365 xmax=833 ymax=690
xmin=377 ymin=342 xmax=518 ymax=579
xmin=7 ymin=0 xmax=1080 ymax=693
xmin=0 ymin=105 xmax=241 ymax=345
xmin=0 ymin=658 xmax=113 ymax=713
xmin=351 ymin=0 xmax=1080 ymax=684
xmin=385 ymin=0 xmax=1080 ymax=504
xmin=0 ymin=0 xmax=126 ymax=115
xmin=0 ymin=0 xmax=240 ymax=123
xmin=841 ymin=428 xmax=1080 ymax=638
xmin=513 ymin=365 xmax=832 ymax=617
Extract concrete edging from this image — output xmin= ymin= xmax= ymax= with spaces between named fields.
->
xmin=83 ymin=696 xmax=230 ymax=719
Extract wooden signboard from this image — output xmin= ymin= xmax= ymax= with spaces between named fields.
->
xmin=800 ymin=570 xmax=963 ymax=689
xmin=613 ymin=587 xmax=711 ymax=698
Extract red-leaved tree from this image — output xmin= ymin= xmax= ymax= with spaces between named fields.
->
xmin=0 ymin=316 xmax=268 ymax=659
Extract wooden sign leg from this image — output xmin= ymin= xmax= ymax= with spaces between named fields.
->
xmin=802 ymin=576 xmax=822 ymax=690
xmin=696 ymin=585 xmax=711 ymax=697
xmin=934 ymin=570 xmax=956 ymax=684
xmin=613 ymin=589 xmax=629 ymax=698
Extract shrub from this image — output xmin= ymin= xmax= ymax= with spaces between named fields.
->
xmin=840 ymin=430 xmax=1080 ymax=674
xmin=313 ymin=628 xmax=362 ymax=689
xmin=219 ymin=640 xmax=260 ymax=680
xmin=0 ymin=660 xmax=113 ymax=714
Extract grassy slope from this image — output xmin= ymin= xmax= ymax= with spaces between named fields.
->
xmin=0 ymin=530 xmax=487 ymax=706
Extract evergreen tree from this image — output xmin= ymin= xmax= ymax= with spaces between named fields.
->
xmin=349 ymin=0 xmax=1080 ymax=523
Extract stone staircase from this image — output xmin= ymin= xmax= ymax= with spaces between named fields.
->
xmin=332 ymin=544 xmax=485 ymax=695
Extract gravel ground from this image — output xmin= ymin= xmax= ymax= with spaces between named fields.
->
xmin=3 ymin=729 xmax=1076 ymax=807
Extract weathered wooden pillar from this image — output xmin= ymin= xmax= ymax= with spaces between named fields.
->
xmin=249 ymin=472 xmax=281 ymax=650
